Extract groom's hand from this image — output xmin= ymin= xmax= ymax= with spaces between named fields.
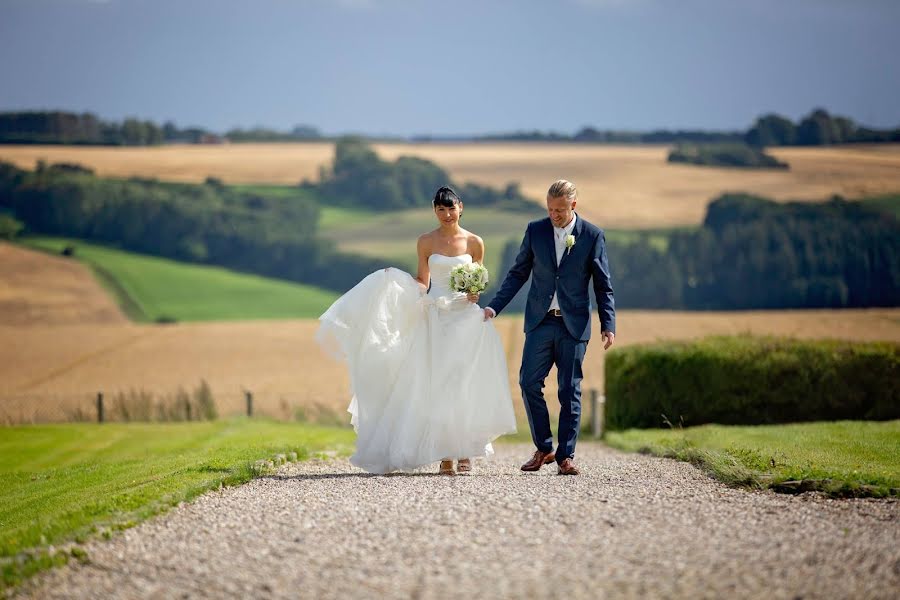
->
xmin=483 ymin=307 xmax=496 ymax=321
xmin=601 ymin=331 xmax=615 ymax=350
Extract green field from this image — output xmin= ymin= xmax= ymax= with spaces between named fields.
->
xmin=319 ymin=206 xmax=536 ymax=275
xmin=22 ymin=236 xmax=339 ymax=322
xmin=606 ymin=420 xmax=900 ymax=497
xmin=0 ymin=419 xmax=354 ymax=589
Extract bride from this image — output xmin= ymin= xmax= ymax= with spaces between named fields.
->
xmin=316 ymin=186 xmax=517 ymax=475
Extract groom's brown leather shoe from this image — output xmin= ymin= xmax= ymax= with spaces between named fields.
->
xmin=521 ymin=449 xmax=555 ymax=472
xmin=557 ymin=458 xmax=580 ymax=475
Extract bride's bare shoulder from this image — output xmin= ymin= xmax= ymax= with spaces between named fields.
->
xmin=417 ymin=231 xmax=436 ymax=253
xmin=466 ymin=232 xmax=485 ymax=257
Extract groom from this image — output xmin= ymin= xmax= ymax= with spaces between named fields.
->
xmin=484 ymin=180 xmax=615 ymax=475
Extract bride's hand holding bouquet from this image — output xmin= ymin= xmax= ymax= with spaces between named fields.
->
xmin=450 ymin=263 xmax=489 ymax=304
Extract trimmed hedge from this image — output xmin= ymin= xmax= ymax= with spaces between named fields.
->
xmin=605 ymin=336 xmax=899 ymax=430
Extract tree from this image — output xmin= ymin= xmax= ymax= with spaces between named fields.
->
xmin=745 ymin=113 xmax=796 ymax=146
xmin=796 ymin=108 xmax=841 ymax=145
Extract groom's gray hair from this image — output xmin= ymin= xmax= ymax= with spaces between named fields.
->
xmin=547 ymin=179 xmax=577 ymax=201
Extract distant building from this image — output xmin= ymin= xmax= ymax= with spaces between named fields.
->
xmin=199 ymin=133 xmax=227 ymax=145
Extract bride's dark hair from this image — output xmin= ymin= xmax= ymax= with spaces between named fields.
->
xmin=433 ymin=186 xmax=461 ymax=207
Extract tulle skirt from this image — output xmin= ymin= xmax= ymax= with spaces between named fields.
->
xmin=316 ymin=268 xmax=517 ymax=473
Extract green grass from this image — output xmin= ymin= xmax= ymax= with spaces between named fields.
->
xmin=860 ymin=193 xmax=900 ymax=219
xmin=230 ymin=185 xmax=372 ymax=228
xmin=230 ymin=184 xmax=307 ymax=199
xmin=20 ymin=236 xmax=338 ymax=322
xmin=0 ymin=419 xmax=354 ymax=590
xmin=606 ymin=420 xmax=900 ymax=497
xmin=317 ymin=205 xmax=375 ymax=229
xmin=604 ymin=226 xmax=693 ymax=252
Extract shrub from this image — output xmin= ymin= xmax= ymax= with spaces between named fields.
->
xmin=0 ymin=213 xmax=23 ymax=239
xmin=668 ymin=143 xmax=789 ymax=169
xmin=605 ymin=336 xmax=899 ymax=430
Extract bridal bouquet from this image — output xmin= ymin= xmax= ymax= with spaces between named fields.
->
xmin=450 ymin=263 xmax=489 ymax=294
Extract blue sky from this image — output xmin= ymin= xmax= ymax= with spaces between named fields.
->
xmin=1 ymin=0 xmax=898 ymax=135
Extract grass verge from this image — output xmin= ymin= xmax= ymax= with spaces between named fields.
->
xmin=605 ymin=420 xmax=900 ymax=498
xmin=19 ymin=236 xmax=338 ymax=321
xmin=0 ymin=419 xmax=354 ymax=591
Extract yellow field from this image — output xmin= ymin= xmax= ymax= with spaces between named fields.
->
xmin=4 ymin=310 xmax=899 ymax=425
xmin=2 ymin=143 xmax=899 ymax=228
xmin=0 ymin=242 xmax=127 ymax=326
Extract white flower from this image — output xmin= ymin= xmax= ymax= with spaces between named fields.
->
xmin=449 ymin=263 xmax=490 ymax=294
xmin=565 ymin=234 xmax=576 ymax=254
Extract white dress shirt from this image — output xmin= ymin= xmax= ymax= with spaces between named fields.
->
xmin=549 ymin=213 xmax=577 ymax=311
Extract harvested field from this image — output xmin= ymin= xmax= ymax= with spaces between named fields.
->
xmin=3 ymin=310 xmax=898 ymax=425
xmin=0 ymin=242 xmax=126 ymax=326
xmin=2 ymin=143 xmax=899 ymax=228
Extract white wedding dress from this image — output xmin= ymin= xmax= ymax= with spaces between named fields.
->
xmin=316 ymin=253 xmax=517 ymax=473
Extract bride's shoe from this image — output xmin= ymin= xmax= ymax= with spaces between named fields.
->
xmin=456 ymin=458 xmax=472 ymax=474
xmin=439 ymin=460 xmax=456 ymax=475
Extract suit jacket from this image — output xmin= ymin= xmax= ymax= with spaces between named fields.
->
xmin=487 ymin=214 xmax=615 ymax=341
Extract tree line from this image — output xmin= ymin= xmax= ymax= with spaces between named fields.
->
xmin=474 ymin=128 xmax=745 ymax=144
xmin=224 ymin=125 xmax=322 ymax=142
xmin=490 ymin=193 xmax=899 ymax=311
xmin=4 ymin=108 xmax=897 ymax=147
xmin=746 ymin=109 xmax=900 ymax=147
xmin=0 ymin=112 xmax=218 ymax=146
xmin=479 ymin=108 xmax=900 ymax=147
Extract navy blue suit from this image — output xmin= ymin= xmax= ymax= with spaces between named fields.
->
xmin=487 ymin=214 xmax=615 ymax=461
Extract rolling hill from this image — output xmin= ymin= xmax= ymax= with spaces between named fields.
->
xmin=19 ymin=237 xmax=338 ymax=322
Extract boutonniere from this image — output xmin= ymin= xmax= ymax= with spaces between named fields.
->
xmin=565 ymin=234 xmax=576 ymax=255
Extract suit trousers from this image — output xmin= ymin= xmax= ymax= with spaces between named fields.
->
xmin=519 ymin=312 xmax=587 ymax=463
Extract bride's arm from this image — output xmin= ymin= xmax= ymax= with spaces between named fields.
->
xmin=469 ymin=235 xmax=485 ymax=265
xmin=467 ymin=236 xmax=485 ymax=303
xmin=414 ymin=234 xmax=430 ymax=291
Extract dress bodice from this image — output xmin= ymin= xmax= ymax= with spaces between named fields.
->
xmin=428 ymin=253 xmax=472 ymax=298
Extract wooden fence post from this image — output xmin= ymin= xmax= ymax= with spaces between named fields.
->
xmin=590 ymin=388 xmax=605 ymax=438
xmin=97 ymin=392 xmax=104 ymax=423
xmin=245 ymin=391 xmax=253 ymax=417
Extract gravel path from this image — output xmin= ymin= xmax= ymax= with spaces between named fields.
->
xmin=19 ymin=444 xmax=900 ymax=600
